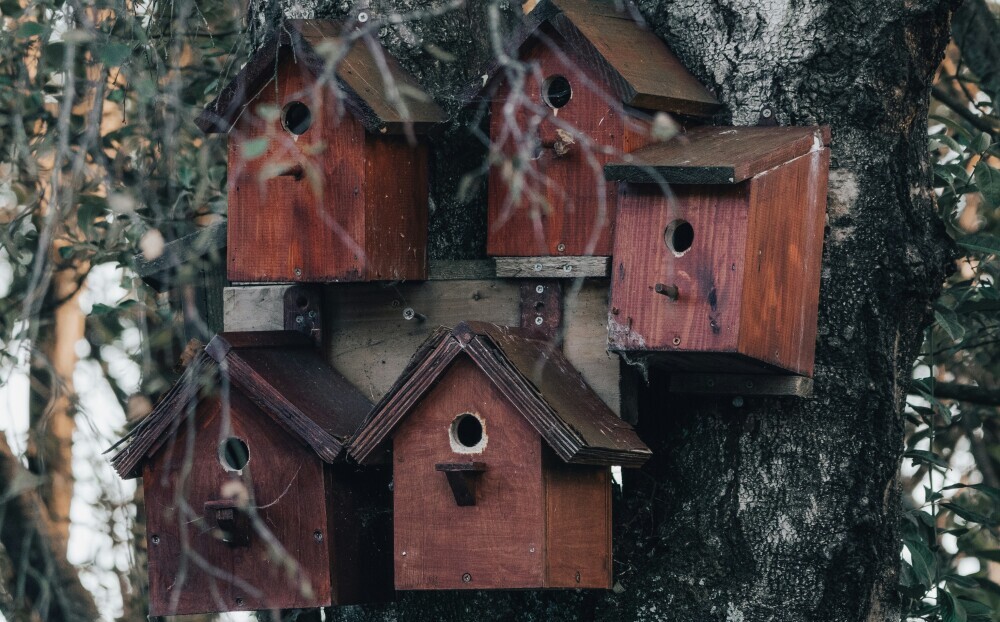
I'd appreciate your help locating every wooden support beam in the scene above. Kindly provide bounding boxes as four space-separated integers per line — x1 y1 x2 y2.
669 373 814 397
495 256 611 278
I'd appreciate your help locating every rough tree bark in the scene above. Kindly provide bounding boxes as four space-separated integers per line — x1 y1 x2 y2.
251 0 955 620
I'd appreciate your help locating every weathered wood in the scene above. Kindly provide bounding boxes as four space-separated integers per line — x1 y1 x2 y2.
495 256 610 278
604 125 831 184
519 280 562 339
283 285 322 343
427 259 497 280
224 285 290 331
133 223 227 292
668 373 814 397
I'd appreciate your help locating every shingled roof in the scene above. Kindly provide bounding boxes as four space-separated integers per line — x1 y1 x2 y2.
110 331 372 479
465 0 719 117
196 20 445 135
349 321 651 468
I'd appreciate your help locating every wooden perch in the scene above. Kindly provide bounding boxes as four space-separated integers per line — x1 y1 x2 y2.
0 435 100 622
435 462 487 506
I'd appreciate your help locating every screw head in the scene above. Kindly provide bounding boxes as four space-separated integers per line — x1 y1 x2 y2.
732 396 745 408
575 571 581 583
672 336 681 346
462 573 472 583
235 597 245 607
357 10 369 22
401 550 406 556
535 284 545 294
563 264 572 273
313 530 323 542
403 307 416 320
308 310 317 319
557 243 566 252
529 547 536 553
294 268 302 277
534 316 544 325
151 535 160 545
295 315 305 325
534 263 543 272
761 107 773 118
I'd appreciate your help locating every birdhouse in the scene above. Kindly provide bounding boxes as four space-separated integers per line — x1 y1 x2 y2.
110 332 391 616
477 0 720 258
349 321 651 590
604 125 831 377
197 20 444 283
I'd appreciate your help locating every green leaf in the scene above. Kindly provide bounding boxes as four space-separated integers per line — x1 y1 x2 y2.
970 132 992 154
904 536 937 587
941 591 968 622
16 21 44 38
903 449 948 468
934 306 966 341
241 137 269 159
942 502 998 526
974 160 1000 208
90 303 115 316
99 42 132 67
957 232 1000 255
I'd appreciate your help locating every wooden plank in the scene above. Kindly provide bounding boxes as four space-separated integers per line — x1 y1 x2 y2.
543 453 611 588
519 280 562 339
495 256 610 278
392 357 546 589
428 259 496 280
605 125 830 184
668 373 814 397
223 285 292 332
737 150 828 377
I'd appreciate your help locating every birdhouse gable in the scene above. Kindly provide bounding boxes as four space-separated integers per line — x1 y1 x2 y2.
348 321 651 468
110 331 372 479
196 20 444 136
464 0 719 116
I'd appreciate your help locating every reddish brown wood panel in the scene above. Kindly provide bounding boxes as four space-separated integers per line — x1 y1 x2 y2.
228 53 367 282
738 149 830 376
392 356 546 589
608 182 750 359
543 453 611 588
144 391 332 616
363 135 429 280
487 26 653 257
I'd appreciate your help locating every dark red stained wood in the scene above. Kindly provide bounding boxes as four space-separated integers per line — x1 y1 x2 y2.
227 53 367 283
738 149 830 376
487 26 655 257
543 451 611 588
144 391 333 616
519 281 563 340
393 357 547 589
363 134 429 281
604 125 832 184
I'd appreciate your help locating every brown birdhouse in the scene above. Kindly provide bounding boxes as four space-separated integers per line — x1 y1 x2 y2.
197 20 444 283
349 321 651 590
110 332 391 616
604 125 831 377
476 0 720 258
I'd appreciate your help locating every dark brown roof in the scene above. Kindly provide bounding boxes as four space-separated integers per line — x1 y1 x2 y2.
196 20 444 135
605 125 832 184
464 0 719 117
349 322 651 468
110 331 372 479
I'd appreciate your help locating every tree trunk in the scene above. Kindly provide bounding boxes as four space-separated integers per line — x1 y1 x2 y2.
256 0 956 620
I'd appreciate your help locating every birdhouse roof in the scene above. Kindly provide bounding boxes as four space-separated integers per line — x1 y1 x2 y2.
463 0 719 117
196 20 445 135
349 322 651 468
109 331 373 479
604 125 832 184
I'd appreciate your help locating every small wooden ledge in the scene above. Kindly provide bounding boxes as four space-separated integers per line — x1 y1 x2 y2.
204 500 251 547
435 462 487 507
495 257 610 279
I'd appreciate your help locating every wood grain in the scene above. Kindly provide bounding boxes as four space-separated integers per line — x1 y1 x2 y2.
392 357 547 590
604 125 831 184
495 256 610 278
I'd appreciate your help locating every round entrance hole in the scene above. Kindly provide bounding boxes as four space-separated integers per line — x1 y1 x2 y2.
282 101 312 135
541 75 572 109
450 413 486 452
219 437 250 471
664 220 694 255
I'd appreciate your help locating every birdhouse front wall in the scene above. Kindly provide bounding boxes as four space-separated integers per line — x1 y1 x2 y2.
392 356 546 589
227 53 429 282
609 149 829 376
487 26 652 257
143 390 333 616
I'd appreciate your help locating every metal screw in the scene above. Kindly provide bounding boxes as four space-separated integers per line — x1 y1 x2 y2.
235 597 245 607
295 315 305 325
534 263 543 272
706 379 715 388
391 299 401 308
401 551 406 556
462 573 472 583
294 268 302 277
529 547 536 553
654 283 679 300
403 307 415 320
151 535 160 545
313 530 323 542
745 380 755 389
357 11 369 22
563 264 572 273
761 107 773 118
535 284 545 294
672 337 681 346
575 572 581 583
308 310 317 319
534 316 544 325
557 243 566 252
732 396 744 408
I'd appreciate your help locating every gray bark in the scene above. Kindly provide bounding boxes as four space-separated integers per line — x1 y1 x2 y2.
259 0 956 620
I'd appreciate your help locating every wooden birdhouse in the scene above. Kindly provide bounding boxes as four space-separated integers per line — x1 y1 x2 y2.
349 321 651 590
110 332 391 616
604 125 831 377
197 20 444 283
477 0 720 258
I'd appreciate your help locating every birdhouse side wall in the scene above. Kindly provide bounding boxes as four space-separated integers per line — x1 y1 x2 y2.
543 452 612 588
392 355 546 590
362 133 429 280
486 27 652 257
608 182 751 367
143 390 332 616
738 148 830 376
228 52 367 282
